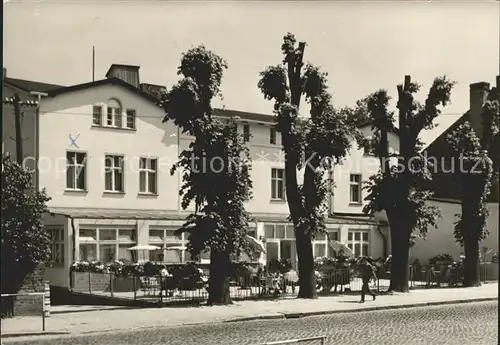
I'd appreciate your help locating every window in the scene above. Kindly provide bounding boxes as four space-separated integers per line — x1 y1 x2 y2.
271 168 286 200
264 224 275 238
104 155 124 192
106 99 122 128
79 229 97 261
270 127 277 145
263 224 294 240
349 174 362 203
243 123 250 142
79 228 136 263
48 228 64 265
139 158 157 194
148 228 188 263
93 105 102 125
314 243 326 257
347 230 369 257
126 109 136 129
107 107 122 127
66 151 86 190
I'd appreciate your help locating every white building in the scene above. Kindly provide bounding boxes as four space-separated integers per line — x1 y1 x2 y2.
3 64 398 289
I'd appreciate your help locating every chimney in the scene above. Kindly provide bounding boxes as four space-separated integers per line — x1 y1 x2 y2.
105 64 140 88
469 81 490 139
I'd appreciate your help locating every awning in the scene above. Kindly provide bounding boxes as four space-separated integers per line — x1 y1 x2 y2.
47 207 380 225
47 207 189 220
251 212 379 225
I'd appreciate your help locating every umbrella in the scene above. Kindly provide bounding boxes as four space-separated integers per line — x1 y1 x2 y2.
328 240 354 258
165 245 187 251
245 234 266 254
127 245 161 251
127 245 161 262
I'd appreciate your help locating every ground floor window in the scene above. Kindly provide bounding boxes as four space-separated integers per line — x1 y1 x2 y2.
263 223 338 264
148 228 192 263
79 228 136 263
47 227 65 265
347 230 369 257
264 223 295 264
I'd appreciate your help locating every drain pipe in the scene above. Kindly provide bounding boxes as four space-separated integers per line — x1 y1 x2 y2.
69 217 77 291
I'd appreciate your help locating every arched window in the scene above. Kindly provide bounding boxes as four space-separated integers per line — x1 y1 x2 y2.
106 98 122 127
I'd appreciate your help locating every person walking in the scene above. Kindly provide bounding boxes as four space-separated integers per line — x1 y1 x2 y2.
359 257 377 303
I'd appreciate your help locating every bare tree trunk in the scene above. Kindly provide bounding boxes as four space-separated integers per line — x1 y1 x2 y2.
295 226 318 299
207 250 232 305
387 208 411 293
463 237 481 287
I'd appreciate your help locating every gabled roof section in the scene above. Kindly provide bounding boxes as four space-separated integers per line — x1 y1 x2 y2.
213 108 274 123
4 77 64 93
46 77 159 104
422 111 469 154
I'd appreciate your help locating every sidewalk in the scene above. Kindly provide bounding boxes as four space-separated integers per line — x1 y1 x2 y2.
1 283 497 338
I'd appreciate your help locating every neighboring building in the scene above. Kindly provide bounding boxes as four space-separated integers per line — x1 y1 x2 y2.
423 77 500 202
3 64 396 289
411 76 500 262
2 67 63 188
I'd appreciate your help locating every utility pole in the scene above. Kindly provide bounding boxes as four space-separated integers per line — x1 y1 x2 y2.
3 94 38 164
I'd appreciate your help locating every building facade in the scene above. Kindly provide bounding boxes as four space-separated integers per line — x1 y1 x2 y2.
3 65 397 288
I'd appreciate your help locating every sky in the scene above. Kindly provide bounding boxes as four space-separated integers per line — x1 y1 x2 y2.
4 0 500 146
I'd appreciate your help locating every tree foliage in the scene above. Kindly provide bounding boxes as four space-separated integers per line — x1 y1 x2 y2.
258 33 357 298
446 123 494 244
160 46 253 304
363 76 455 292
445 84 499 286
1 155 51 293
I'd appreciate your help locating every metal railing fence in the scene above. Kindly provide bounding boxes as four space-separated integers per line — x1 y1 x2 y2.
1 292 47 331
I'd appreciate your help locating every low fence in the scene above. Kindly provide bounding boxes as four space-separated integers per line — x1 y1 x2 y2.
1 281 51 319
71 269 390 305
70 261 498 305
0 292 49 331
408 261 498 289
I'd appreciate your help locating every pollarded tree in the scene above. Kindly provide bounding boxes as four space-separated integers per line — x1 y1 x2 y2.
1 155 51 304
446 85 499 287
161 46 253 305
258 33 356 298
363 76 455 292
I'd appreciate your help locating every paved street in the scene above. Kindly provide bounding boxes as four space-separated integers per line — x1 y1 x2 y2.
4 301 498 345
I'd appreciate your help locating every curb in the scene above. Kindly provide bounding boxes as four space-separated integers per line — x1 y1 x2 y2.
225 297 498 323
1 331 70 339
51 306 136 315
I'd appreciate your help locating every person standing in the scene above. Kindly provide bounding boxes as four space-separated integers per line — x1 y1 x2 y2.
360 257 377 303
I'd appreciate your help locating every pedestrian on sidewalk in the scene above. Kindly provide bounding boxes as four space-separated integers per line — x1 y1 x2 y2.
359 257 377 303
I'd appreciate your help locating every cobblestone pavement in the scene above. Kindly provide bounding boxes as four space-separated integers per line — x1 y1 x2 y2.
4 301 498 345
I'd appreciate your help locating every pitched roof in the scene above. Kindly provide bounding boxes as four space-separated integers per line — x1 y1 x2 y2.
4 77 63 93
422 111 469 154
41 76 401 131
47 77 159 104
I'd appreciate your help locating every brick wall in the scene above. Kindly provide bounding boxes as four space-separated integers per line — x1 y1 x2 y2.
2 263 51 317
